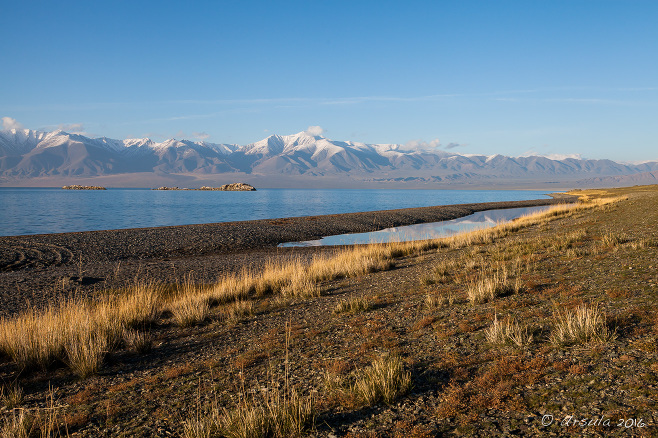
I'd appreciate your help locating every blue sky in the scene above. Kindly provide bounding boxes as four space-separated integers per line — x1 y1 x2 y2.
2 0 657 162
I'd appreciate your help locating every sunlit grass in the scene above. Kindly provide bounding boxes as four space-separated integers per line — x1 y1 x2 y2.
0 196 624 376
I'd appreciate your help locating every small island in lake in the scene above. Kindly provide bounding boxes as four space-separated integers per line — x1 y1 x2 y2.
62 185 107 190
153 183 256 191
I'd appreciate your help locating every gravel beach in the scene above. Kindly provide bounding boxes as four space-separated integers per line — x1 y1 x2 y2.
1 187 656 437
0 196 573 316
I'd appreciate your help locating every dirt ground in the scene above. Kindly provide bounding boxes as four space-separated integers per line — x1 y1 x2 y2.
1 186 656 437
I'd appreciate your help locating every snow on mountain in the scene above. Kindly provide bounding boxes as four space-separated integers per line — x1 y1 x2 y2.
0 129 48 155
1 127 657 184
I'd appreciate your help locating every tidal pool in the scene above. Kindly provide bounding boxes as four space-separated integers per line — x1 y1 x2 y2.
279 205 552 247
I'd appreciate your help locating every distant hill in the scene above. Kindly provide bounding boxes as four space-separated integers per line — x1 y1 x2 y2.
1 128 656 188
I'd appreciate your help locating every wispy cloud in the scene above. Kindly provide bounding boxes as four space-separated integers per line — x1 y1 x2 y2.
193 131 210 140
58 123 86 134
1 116 23 130
400 139 466 151
403 139 441 151
4 86 656 114
305 125 324 136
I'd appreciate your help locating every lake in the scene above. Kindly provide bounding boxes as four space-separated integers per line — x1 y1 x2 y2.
0 188 552 236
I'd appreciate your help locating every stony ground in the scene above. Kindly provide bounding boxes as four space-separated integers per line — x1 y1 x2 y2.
0 198 569 318
1 186 657 437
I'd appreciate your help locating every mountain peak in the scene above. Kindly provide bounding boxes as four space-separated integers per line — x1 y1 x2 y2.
2 127 657 185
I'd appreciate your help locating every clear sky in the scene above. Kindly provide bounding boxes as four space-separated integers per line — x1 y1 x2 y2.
2 0 657 162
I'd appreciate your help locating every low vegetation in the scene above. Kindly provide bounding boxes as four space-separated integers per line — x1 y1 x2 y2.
485 314 533 347
550 305 616 346
3 187 655 436
349 355 411 406
0 197 623 377
184 384 316 438
333 297 372 315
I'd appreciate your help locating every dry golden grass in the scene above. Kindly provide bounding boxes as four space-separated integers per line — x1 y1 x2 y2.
207 271 254 305
350 355 411 406
333 297 372 315
170 295 210 327
1 409 34 438
0 385 23 410
424 292 456 309
221 386 315 438
280 266 322 299
220 300 255 322
184 384 315 438
64 324 108 378
185 324 316 438
550 305 616 346
466 267 517 305
122 329 152 354
600 231 629 247
0 282 161 374
0 391 65 438
0 196 624 377
484 314 533 347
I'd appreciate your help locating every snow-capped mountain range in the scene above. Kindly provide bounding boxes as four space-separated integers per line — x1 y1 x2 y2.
1 128 657 187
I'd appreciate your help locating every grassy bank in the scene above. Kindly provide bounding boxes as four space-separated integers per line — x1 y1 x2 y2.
1 187 657 437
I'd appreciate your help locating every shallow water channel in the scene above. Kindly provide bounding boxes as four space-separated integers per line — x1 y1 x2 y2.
279 205 552 247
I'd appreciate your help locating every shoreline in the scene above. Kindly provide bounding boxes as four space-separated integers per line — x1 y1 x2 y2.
0 195 576 316
1 196 575 267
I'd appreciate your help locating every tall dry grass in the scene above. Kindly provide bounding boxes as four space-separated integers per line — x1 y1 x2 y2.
550 305 616 346
485 314 533 347
466 267 515 304
183 384 315 438
333 297 372 315
0 196 623 376
350 355 411 406
183 323 316 438
0 282 161 375
0 390 65 437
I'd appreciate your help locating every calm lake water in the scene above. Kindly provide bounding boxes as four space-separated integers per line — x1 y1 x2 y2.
0 188 552 237
280 206 551 247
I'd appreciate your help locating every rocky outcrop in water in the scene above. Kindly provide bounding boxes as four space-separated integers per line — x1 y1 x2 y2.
204 183 256 191
62 185 106 190
153 183 256 191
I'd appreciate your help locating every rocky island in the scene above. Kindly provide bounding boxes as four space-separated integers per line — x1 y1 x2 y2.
61 185 106 190
153 183 256 191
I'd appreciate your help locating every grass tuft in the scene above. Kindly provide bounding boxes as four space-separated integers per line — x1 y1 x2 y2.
123 329 152 354
484 314 533 347
221 300 255 322
170 295 210 327
333 297 372 315
467 267 515 305
550 305 616 346
424 292 456 309
350 355 411 406
0 385 24 410
65 324 108 378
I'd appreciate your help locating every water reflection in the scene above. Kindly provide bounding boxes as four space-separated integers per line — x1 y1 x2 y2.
279 206 552 247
